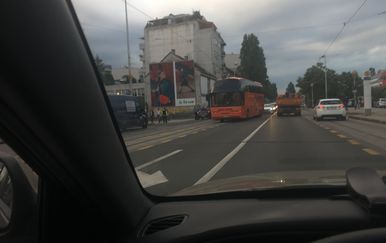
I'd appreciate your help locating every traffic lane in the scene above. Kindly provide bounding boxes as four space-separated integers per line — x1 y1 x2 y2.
124 120 219 153
127 120 219 165
121 118 205 142
212 114 386 181
130 114 272 195
313 118 386 156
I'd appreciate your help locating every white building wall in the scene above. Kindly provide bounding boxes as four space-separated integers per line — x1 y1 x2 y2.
194 27 212 77
142 15 225 108
146 23 194 63
194 27 224 79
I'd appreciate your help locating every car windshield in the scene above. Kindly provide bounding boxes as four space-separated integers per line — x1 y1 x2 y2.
72 0 386 196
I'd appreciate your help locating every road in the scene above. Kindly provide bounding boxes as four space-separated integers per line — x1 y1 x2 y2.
1 109 386 196
126 110 386 196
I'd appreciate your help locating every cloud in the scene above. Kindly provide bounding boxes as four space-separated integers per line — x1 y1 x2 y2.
72 0 386 93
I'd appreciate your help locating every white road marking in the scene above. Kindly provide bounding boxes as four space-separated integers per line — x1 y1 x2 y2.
136 170 168 188
362 148 380 156
347 139 360 145
136 145 154 151
194 115 273 185
136 149 183 170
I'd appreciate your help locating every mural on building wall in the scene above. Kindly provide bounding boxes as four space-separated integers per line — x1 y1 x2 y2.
150 63 175 106
150 61 197 107
174 60 196 106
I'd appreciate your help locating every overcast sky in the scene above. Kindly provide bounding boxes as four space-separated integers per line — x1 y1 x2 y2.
72 0 386 92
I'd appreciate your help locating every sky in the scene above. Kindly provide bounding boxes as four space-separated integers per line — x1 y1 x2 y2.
72 0 386 93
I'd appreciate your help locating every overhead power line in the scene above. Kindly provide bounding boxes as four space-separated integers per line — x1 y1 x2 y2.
122 0 154 19
321 0 368 56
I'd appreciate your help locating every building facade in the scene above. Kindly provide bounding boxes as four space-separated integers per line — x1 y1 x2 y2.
224 53 240 76
104 67 145 96
140 11 225 109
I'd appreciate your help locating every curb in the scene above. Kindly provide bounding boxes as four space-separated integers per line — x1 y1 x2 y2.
348 115 386 125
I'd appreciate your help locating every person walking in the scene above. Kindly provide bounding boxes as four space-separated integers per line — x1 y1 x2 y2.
150 109 155 124
162 107 168 124
156 108 161 124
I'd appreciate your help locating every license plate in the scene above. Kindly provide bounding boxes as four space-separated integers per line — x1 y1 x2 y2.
327 107 336 110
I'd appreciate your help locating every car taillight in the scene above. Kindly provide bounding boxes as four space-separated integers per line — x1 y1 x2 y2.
339 104 344 109
318 105 324 109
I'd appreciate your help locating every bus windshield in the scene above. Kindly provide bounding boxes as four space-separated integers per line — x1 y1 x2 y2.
212 92 243 107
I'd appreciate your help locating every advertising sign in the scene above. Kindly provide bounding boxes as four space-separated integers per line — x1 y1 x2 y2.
149 63 175 106
174 60 196 106
150 60 197 107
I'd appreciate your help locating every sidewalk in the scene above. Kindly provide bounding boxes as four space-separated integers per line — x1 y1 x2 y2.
148 118 194 126
347 107 386 125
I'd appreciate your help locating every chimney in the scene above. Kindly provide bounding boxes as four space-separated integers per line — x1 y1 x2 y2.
184 55 189 60
171 49 175 54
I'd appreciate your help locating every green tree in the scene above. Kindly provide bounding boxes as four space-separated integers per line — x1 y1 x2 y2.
296 63 364 107
286 82 296 94
121 75 137 84
237 33 276 99
95 55 115 85
238 34 267 83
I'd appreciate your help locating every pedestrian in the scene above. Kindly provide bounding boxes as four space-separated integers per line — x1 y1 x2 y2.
162 107 168 124
150 109 155 124
156 108 161 124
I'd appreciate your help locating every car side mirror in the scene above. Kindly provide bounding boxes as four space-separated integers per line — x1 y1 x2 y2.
0 152 37 241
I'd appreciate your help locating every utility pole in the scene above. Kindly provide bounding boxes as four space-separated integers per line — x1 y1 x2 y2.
352 70 357 109
234 62 238 77
320 55 328 98
124 0 132 94
311 83 314 107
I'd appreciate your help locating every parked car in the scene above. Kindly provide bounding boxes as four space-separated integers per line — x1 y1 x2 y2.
376 98 386 108
108 95 148 130
313 98 348 121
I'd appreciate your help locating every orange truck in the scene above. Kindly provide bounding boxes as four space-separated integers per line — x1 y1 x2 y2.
276 93 302 116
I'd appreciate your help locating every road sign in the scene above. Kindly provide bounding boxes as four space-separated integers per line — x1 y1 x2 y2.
352 90 357 94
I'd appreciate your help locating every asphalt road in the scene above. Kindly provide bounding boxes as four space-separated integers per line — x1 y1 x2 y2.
1 109 385 196
126 110 386 196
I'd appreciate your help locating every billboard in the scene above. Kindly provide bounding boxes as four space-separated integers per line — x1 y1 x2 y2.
150 61 196 107
150 63 175 106
174 61 196 106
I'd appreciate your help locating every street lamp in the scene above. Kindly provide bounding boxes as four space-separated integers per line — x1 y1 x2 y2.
319 55 327 98
124 0 133 94
234 62 238 77
310 83 314 107
352 70 358 109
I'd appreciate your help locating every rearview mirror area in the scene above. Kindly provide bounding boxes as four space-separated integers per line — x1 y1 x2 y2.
0 162 13 229
0 151 37 241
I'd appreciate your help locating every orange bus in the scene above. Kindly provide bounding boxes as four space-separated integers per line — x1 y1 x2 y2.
210 77 264 121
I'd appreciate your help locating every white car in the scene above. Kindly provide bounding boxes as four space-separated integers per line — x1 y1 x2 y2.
264 103 277 113
377 98 386 108
313 98 347 121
